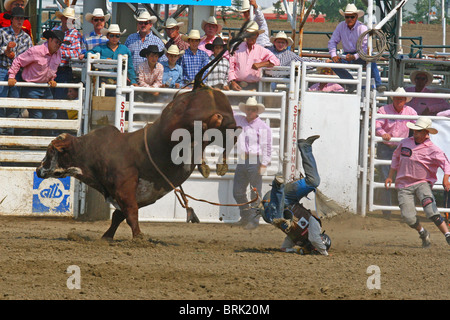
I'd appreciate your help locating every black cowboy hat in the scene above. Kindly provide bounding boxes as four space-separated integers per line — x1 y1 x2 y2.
205 37 226 51
43 30 70 45
4 7 29 20
139 45 164 58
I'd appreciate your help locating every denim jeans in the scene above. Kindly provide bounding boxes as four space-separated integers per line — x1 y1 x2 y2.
331 55 382 87
21 86 56 136
262 141 320 223
0 67 21 135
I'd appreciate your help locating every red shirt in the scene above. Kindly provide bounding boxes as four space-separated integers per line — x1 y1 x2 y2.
0 11 33 41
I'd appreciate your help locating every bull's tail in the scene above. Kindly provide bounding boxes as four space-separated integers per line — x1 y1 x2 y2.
192 20 251 90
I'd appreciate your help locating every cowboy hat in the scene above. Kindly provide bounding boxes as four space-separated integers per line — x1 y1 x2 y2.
4 0 28 11
238 97 265 115
238 0 251 12
406 116 438 134
162 17 183 29
4 6 29 20
100 24 126 36
410 69 433 87
134 11 157 24
316 66 335 75
339 4 364 18
393 87 412 103
165 44 184 56
270 31 293 47
245 21 264 35
181 29 201 42
85 8 111 23
140 45 164 58
205 37 226 51
55 7 79 20
43 30 70 45
201 16 223 34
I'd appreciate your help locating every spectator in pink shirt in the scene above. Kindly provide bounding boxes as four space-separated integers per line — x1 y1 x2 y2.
308 67 345 92
137 45 164 92
228 21 279 93
385 116 450 247
405 69 450 115
375 87 416 218
198 16 223 56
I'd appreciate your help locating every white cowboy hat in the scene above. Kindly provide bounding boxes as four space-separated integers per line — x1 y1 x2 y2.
245 21 264 35
4 0 28 11
238 0 251 12
165 44 185 56
101 24 126 36
201 16 223 34
181 29 201 42
134 11 157 24
162 17 184 29
85 8 111 23
410 69 433 87
55 7 79 20
406 116 438 134
238 97 265 115
339 4 364 18
393 87 412 102
270 31 293 47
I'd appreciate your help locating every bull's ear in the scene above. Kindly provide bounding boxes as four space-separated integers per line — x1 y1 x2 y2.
51 134 72 153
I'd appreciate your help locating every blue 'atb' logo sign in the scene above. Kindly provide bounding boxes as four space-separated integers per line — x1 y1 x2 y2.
32 172 71 214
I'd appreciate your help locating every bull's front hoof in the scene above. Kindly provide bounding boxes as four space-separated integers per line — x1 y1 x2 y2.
186 207 200 223
198 163 210 178
216 163 228 176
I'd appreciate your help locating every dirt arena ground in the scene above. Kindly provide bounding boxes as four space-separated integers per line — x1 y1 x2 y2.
0 210 449 301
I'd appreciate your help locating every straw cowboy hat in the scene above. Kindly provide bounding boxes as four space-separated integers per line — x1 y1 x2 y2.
339 4 364 18
205 37 226 51
245 21 264 35
85 8 111 23
134 11 157 24
270 31 293 47
238 0 251 12
393 87 412 102
4 0 28 11
201 16 223 34
55 7 79 20
140 45 164 58
406 116 438 134
165 44 184 56
410 69 433 87
181 29 201 42
101 24 126 36
162 17 183 29
239 97 265 115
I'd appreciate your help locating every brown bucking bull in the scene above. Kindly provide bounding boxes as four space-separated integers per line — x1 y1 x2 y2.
36 22 251 240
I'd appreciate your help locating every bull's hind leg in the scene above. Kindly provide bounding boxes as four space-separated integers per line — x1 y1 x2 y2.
102 209 125 240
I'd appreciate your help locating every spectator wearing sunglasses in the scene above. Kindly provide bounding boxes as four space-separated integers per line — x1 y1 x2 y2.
81 8 110 57
328 4 385 92
124 11 166 76
0 0 33 42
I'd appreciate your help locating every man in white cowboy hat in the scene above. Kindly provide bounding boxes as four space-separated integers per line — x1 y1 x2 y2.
228 21 279 92
125 10 166 75
386 116 450 247
375 87 417 219
405 69 450 115
328 3 385 92
0 0 32 40
81 8 111 53
179 30 209 87
239 0 271 48
52 6 83 102
233 97 272 230
161 45 184 88
198 16 224 56
162 17 189 52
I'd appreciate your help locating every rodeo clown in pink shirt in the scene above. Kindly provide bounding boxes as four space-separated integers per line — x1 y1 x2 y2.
385 116 450 248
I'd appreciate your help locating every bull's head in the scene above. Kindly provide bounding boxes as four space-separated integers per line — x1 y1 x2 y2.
36 133 82 179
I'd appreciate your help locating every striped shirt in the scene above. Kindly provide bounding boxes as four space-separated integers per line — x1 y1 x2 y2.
52 26 83 66
267 46 322 67
124 32 167 75
179 48 209 86
253 6 271 48
164 34 189 51
82 31 108 53
328 20 368 61
137 61 163 88
0 26 32 68
205 55 229 87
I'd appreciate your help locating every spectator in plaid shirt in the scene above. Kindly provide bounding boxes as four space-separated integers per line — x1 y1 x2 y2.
0 7 32 135
52 7 83 105
125 11 166 76
162 18 189 53
0 0 33 42
179 30 209 87
81 8 110 56
205 37 229 90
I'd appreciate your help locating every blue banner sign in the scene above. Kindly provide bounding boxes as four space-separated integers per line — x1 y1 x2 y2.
109 0 231 7
32 172 71 214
